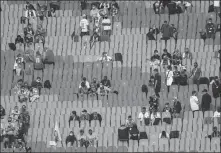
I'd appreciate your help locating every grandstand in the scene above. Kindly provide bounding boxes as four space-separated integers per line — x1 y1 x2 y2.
0 0 220 152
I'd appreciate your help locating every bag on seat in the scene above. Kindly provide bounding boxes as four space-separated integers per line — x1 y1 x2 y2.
115 53 123 63
170 131 179 139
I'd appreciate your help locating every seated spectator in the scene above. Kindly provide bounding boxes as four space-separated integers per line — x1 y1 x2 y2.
207 127 220 139
23 49 35 64
162 103 172 124
47 7 56 17
0 105 6 119
18 108 30 135
169 24 178 39
129 124 139 140
148 76 155 89
159 131 170 139
153 1 162 14
163 103 173 114
13 54 25 76
182 48 192 60
190 91 199 112
15 35 24 45
14 138 26 150
101 15 112 35
24 24 34 37
138 107 150 125
29 87 39 103
99 1 110 16
87 129 97 147
4 117 16 148
77 129 88 147
172 49 182 65
23 82 30 90
125 116 136 128
199 30 207 41
66 131 77 147
98 52 113 62
90 4 100 19
34 25 46 44
172 97 182 117
20 105 29 115
150 50 161 73
80 14 89 37
213 107 221 117
34 51 44 70
80 110 90 121
118 124 129 141
89 78 99 96
161 21 171 40
12 79 24 94
149 95 159 113
69 111 80 127
25 6 36 20
161 49 171 71
150 110 161 125
18 86 30 103
79 77 90 89
31 77 43 94
210 76 221 98
179 67 188 85
11 106 20 122
97 82 112 96
42 47 55 65
90 26 100 42
25 1 36 11
110 2 119 17
173 66 181 85
79 82 89 96
205 18 216 39
14 122 26 148
24 34 34 47
147 25 160 41
101 76 111 88
89 112 102 126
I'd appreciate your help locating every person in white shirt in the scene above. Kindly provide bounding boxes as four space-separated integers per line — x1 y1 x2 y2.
165 65 173 93
214 1 220 14
190 91 199 112
102 15 112 35
213 107 221 117
79 77 90 89
150 110 161 125
79 14 90 37
87 129 97 147
138 107 150 123
98 52 113 62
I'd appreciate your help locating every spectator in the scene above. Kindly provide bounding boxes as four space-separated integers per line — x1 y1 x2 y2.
66 131 77 147
210 76 221 98
161 49 172 69
25 33 34 47
165 65 173 93
159 131 169 139
79 82 89 96
23 49 35 64
48 7 56 17
69 111 80 127
153 69 161 97
98 52 113 62
25 1 36 11
205 18 216 39
0 105 6 119
90 26 100 43
102 15 112 35
90 4 100 19
29 87 40 103
15 35 24 46
31 77 43 94
34 25 46 44
207 127 220 139
179 66 188 86
79 77 90 89
138 107 150 125
18 86 30 103
42 47 55 65
150 50 161 73
15 122 26 149
149 94 159 113
213 0 220 14
4 117 16 148
80 110 90 121
97 82 112 96
161 21 171 40
18 108 30 135
12 79 24 94
23 82 30 90
80 14 90 37
147 25 160 40
129 124 139 140
118 124 129 141
172 97 182 117
11 106 20 122
163 103 173 114
77 129 88 147
24 24 34 37
99 1 110 16
101 76 111 88
89 78 99 96
182 48 192 60
34 51 44 70
148 76 155 90
201 89 212 111
213 107 221 117
110 2 119 17
172 49 182 65
25 6 37 24
173 66 181 85
89 112 102 126
125 116 136 128
87 129 97 147
153 1 162 14
183 0 192 12
150 110 161 125
169 24 178 39
13 54 25 75
189 62 201 91
190 91 199 113
199 30 207 41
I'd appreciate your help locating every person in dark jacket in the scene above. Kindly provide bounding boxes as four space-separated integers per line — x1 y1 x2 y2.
169 24 178 40
172 97 182 118
210 76 221 98
201 89 212 111
89 112 102 126
0 105 6 119
31 77 43 94
205 18 216 39
147 25 160 40
66 131 77 146
34 51 44 70
43 47 55 65
68 111 80 127
161 21 171 40
153 69 161 97
15 35 24 45
101 76 111 88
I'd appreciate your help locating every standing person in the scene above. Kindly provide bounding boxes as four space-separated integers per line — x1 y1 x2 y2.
189 62 202 91
79 14 90 37
172 97 182 118
205 18 216 39
150 50 161 74
161 21 171 41
161 49 171 71
201 89 212 112
165 65 173 93
190 91 199 113
210 76 221 98
153 69 161 97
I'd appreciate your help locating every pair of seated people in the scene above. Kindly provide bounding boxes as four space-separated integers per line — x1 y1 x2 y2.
118 124 140 141
69 110 102 127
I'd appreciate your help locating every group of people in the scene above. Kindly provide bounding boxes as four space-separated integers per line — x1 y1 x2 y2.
0 105 30 151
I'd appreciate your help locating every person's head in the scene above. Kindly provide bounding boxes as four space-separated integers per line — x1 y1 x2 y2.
8 117 12 123
103 76 108 80
150 76 154 81
26 1 30 5
16 58 21 64
72 111 76 116
163 49 168 53
92 4 96 10
99 82 104 88
213 126 217 132
102 52 108 57
82 109 87 115
164 21 168 24
153 68 159 74
22 105 27 112
14 106 18 111
69 131 74 136
192 91 197 96
21 86 25 92
214 76 219 81
88 129 93 135
154 50 158 55
149 28 153 32
36 77 41 82
152 24 156 28
17 35 22 39
18 79 23 85
167 65 172 70
141 107 146 113
202 89 207 94
82 14 86 19
208 18 212 23
82 77 86 82
194 62 198 68
93 112 98 118
80 129 84 135
173 97 178 102
174 66 178 70
28 24 32 28
185 48 189 53
93 78 97 83
24 82 29 88
128 115 132 122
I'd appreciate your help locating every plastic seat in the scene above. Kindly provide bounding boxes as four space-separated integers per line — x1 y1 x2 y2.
106 146 117 152
211 138 220 152
87 146 96 152
117 146 128 152
97 146 107 152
